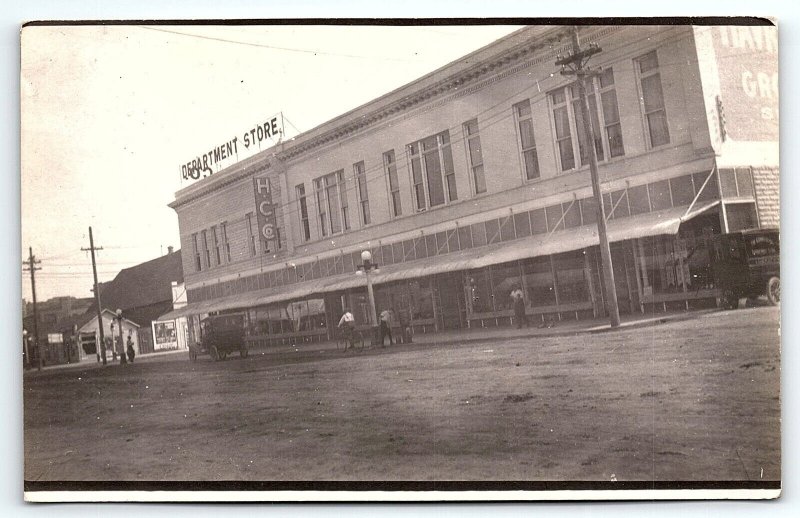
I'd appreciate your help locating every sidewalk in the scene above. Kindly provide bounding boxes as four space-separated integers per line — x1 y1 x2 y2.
249 307 720 357
24 308 720 372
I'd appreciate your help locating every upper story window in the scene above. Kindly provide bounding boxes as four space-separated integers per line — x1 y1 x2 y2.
384 150 402 218
464 119 486 194
295 183 311 242
211 225 221 266
513 100 540 180
192 233 201 271
407 130 456 211
220 222 231 263
313 170 349 237
245 213 257 257
354 161 370 225
549 68 624 171
201 229 211 269
635 50 670 148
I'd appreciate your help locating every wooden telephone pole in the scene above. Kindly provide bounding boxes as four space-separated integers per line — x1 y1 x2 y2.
556 26 621 327
83 226 107 365
23 247 42 370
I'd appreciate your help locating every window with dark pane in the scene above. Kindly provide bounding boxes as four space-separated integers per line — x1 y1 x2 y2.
562 200 581 228
499 216 516 241
471 222 488 247
580 198 598 225
446 229 460 252
648 180 672 211
735 167 755 198
530 208 547 234
425 234 437 257
670 175 695 206
485 219 501 244
414 237 428 259
628 184 651 215
545 204 564 232
458 226 473 250
513 212 532 238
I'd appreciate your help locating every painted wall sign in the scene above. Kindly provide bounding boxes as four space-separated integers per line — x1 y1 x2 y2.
713 26 778 142
254 176 279 252
180 113 284 182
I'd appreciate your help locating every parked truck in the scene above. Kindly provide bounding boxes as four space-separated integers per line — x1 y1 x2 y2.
189 313 248 361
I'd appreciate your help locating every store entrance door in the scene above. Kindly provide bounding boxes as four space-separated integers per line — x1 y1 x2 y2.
436 273 466 330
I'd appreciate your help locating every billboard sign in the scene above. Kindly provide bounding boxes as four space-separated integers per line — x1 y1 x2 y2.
180 113 284 182
152 320 178 351
712 26 778 142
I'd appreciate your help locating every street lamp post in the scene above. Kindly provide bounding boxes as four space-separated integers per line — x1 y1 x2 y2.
356 250 380 344
116 309 127 365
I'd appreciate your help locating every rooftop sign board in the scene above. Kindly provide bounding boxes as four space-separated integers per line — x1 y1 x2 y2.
180 112 284 182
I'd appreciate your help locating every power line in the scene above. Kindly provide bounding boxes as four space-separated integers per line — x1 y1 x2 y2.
137 26 417 63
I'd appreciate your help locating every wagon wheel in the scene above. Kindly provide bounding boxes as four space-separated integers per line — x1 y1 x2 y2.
209 346 219 361
189 349 197 362
240 347 248 359
766 277 780 306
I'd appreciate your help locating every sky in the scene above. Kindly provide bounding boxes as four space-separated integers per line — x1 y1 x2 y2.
20 23 523 302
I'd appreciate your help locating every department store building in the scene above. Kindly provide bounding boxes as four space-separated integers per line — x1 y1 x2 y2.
161 24 779 347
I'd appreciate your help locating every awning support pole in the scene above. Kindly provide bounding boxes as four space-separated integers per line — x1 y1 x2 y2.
604 183 629 222
684 165 717 219
547 196 576 238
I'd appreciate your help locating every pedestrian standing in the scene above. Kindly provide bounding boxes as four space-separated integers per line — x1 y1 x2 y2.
126 335 135 363
337 308 355 350
379 308 394 346
510 286 528 329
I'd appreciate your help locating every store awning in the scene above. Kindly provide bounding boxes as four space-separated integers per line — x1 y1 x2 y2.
468 200 719 269
159 200 720 319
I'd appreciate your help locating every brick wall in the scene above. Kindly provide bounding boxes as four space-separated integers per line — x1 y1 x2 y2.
753 167 780 228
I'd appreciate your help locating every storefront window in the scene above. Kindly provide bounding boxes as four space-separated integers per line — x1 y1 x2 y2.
408 280 435 320
491 262 523 311
553 250 589 303
522 256 556 307
466 268 493 313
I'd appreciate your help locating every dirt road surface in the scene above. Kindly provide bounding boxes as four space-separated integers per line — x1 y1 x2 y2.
24 307 780 482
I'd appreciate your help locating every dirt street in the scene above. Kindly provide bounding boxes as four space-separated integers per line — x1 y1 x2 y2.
24 307 780 482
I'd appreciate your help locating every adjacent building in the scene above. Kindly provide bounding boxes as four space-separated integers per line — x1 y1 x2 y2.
161 24 779 349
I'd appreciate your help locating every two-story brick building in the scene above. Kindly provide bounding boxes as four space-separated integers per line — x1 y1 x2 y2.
161 24 779 348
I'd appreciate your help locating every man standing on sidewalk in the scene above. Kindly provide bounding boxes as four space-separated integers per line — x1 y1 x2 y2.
379 308 394 346
511 286 528 329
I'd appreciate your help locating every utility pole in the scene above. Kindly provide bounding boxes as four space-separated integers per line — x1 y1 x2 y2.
23 247 42 371
556 26 621 327
83 227 107 365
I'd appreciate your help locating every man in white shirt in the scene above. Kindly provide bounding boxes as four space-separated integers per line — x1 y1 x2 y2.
379 308 394 346
338 308 355 350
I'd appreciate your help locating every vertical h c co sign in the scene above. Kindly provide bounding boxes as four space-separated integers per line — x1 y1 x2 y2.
254 176 278 252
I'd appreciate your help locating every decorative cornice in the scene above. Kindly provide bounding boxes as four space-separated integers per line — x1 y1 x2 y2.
276 26 622 163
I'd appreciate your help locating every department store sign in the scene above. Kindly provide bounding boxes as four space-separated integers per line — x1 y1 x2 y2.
254 176 278 252
180 113 284 182
713 26 778 141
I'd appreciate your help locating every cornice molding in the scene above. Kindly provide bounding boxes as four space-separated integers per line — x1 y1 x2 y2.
276 26 622 164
